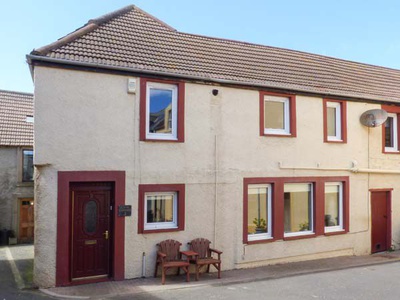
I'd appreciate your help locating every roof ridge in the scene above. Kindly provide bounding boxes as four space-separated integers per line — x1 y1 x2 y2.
88 4 135 26
132 6 176 31
31 5 136 56
0 89 33 97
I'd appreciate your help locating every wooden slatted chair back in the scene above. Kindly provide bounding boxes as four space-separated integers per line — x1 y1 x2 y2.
158 239 182 262
189 238 211 259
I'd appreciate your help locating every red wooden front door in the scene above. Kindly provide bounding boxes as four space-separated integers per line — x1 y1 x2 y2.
371 191 391 253
71 183 113 280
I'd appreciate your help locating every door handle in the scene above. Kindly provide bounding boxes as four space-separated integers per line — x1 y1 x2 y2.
104 230 109 240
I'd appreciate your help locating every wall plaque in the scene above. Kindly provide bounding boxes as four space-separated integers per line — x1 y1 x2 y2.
118 205 132 217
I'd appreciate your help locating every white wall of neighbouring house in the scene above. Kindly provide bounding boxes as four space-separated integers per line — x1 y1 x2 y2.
33 66 400 288
0 147 34 238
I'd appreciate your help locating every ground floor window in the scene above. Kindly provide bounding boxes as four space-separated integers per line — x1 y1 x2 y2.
247 184 272 241
243 177 349 244
324 182 343 233
284 183 313 237
138 184 185 233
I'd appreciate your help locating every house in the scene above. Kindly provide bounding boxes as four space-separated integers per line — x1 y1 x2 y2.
27 5 400 288
0 90 34 244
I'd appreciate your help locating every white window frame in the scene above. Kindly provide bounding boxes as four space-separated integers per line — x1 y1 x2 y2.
248 184 272 241
385 113 399 152
264 95 290 135
324 182 344 233
144 192 178 230
145 82 178 141
283 183 314 238
326 101 342 141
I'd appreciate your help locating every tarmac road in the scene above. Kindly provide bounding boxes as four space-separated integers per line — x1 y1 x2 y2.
0 246 53 300
111 261 400 300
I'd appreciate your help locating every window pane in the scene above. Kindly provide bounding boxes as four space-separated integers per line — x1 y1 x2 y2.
248 185 269 236
325 184 340 227
385 117 394 147
84 200 97 234
149 88 173 134
284 183 312 234
22 150 34 182
264 101 284 129
327 107 336 137
146 194 174 223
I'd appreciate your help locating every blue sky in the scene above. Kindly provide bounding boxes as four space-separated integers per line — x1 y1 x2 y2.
1 0 400 93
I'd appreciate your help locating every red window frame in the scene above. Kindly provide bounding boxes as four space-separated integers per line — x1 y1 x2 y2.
259 91 297 137
138 184 185 234
243 176 349 244
382 104 400 154
140 78 185 142
323 99 347 143
323 99 347 144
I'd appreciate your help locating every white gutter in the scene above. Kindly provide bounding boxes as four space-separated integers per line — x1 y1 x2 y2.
278 161 400 175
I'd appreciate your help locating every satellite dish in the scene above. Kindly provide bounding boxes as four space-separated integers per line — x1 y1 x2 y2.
360 109 388 127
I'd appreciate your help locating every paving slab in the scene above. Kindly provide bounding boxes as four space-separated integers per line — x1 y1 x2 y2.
41 250 400 299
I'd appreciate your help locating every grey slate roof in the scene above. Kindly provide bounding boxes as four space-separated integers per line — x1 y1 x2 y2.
30 5 400 103
0 90 34 147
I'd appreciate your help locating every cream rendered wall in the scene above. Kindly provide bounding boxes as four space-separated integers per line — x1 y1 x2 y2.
34 66 400 287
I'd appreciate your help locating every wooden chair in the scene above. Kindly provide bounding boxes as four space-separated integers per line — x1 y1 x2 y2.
154 239 191 285
188 238 222 281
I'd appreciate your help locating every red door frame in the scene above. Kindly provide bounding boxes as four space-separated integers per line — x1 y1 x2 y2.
56 171 125 286
370 189 392 253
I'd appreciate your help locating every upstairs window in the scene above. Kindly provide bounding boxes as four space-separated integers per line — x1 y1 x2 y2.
260 92 296 137
22 149 34 182
323 99 347 143
384 113 399 152
140 79 185 142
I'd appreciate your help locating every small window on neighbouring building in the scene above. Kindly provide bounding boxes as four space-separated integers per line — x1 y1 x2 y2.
26 115 34 123
22 149 34 182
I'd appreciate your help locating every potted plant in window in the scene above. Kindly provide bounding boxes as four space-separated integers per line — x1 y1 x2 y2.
253 218 267 233
299 221 310 231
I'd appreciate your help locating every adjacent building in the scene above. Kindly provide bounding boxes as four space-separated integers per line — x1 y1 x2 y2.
0 90 34 243
27 5 400 287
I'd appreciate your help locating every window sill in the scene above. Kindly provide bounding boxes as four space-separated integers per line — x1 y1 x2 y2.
324 229 347 236
283 233 316 241
245 237 276 245
262 133 295 138
326 139 345 144
141 227 182 234
17 182 34 187
383 149 400 154
141 138 182 143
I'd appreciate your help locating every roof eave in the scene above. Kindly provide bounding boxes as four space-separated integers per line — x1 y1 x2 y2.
26 54 399 105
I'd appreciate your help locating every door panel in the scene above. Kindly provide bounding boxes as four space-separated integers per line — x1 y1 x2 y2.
71 183 112 280
19 198 34 243
371 191 390 253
